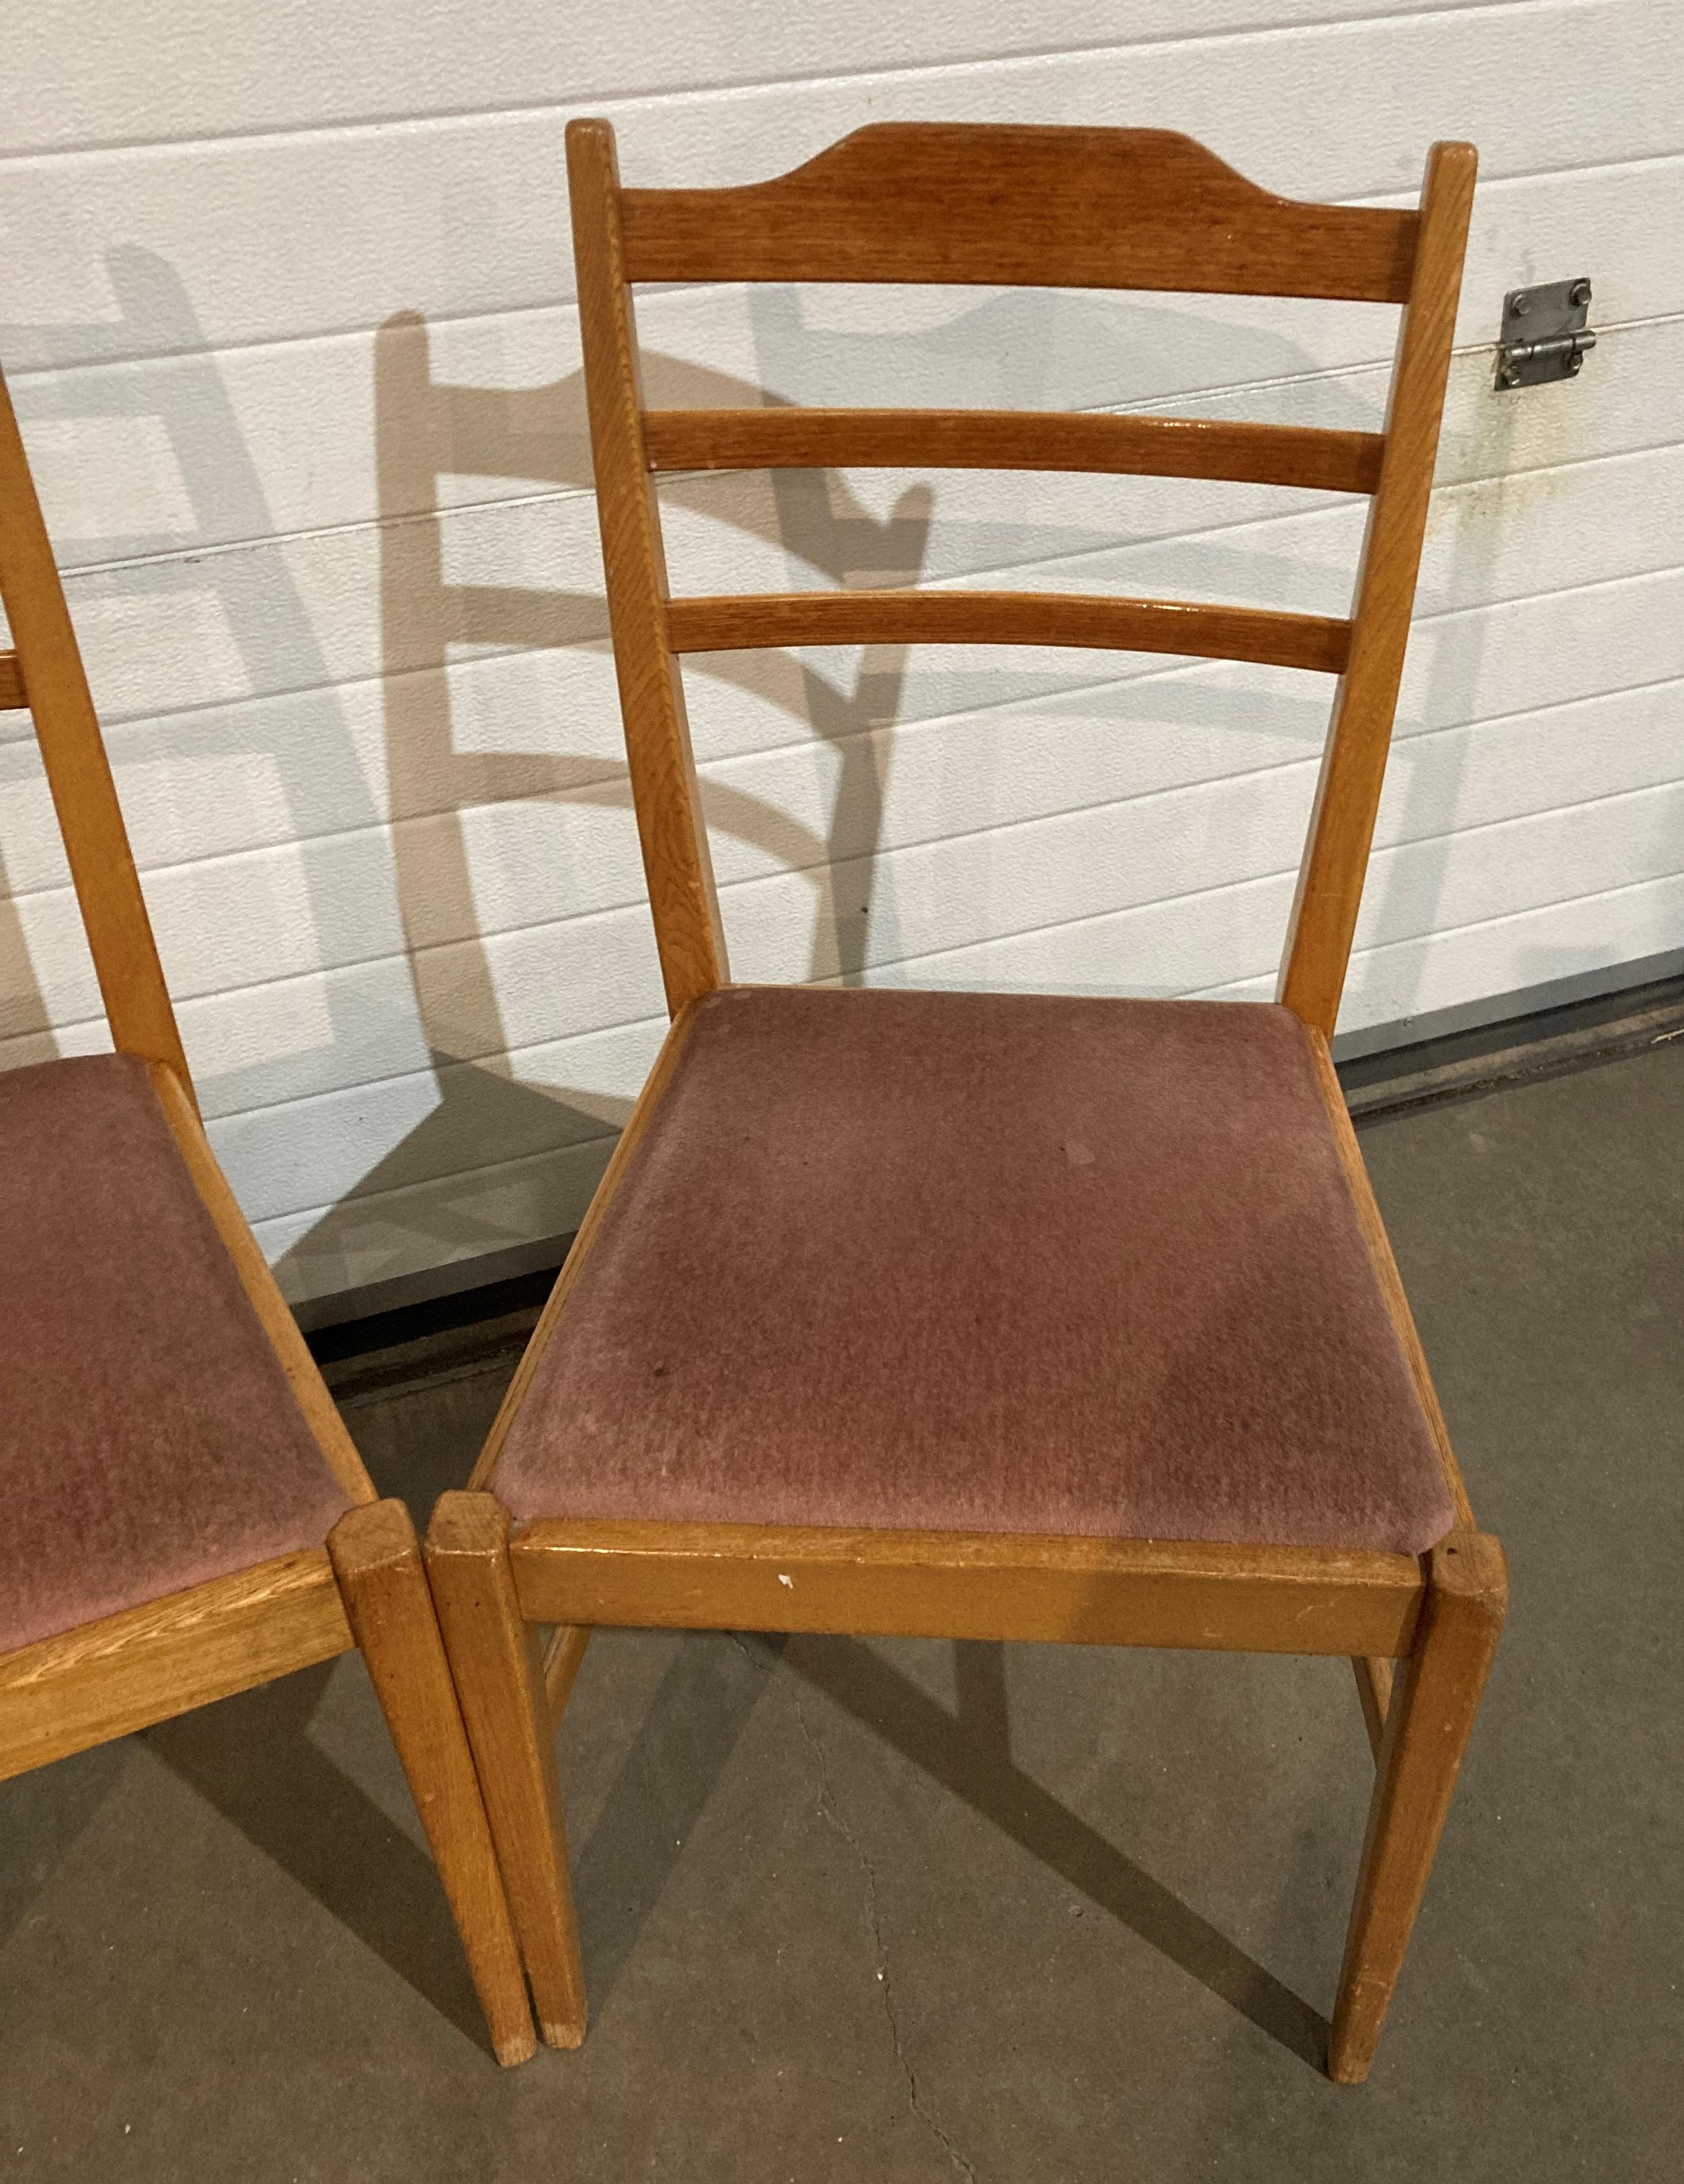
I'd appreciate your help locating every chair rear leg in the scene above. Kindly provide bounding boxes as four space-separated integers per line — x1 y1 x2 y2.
1329 1532 1507 2082
424 1490 588 2050
327 1498 536 2066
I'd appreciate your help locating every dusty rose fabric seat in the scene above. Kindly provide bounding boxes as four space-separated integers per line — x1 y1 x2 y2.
0 1054 353 1656
493 987 1454 1556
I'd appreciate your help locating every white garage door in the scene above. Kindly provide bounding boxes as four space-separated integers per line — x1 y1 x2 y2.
2 0 1679 1315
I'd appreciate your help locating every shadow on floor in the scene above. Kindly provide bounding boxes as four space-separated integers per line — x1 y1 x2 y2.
144 1665 499 2057
778 1633 1328 2070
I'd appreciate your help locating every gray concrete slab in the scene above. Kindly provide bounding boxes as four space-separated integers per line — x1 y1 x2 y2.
3 1043 1680 2181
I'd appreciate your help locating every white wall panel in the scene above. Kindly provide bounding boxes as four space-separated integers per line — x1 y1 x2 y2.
3 1 1515 155
856 783 1684 1002
2 0 1679 1306
3 5 1679 366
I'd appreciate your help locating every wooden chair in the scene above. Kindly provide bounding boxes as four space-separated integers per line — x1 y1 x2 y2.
424 121 1507 2080
0 362 536 2065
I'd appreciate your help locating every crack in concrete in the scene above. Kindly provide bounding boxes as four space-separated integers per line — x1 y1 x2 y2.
768 1646 980 2184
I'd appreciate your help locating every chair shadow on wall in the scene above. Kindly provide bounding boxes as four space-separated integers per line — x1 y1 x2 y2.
310 306 937 1317
0 252 625 1322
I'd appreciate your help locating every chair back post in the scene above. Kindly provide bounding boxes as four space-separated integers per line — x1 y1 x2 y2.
567 118 729 1018
0 363 195 1100
1277 142 1477 1038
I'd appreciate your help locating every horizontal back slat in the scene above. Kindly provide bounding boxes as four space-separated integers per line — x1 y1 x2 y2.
0 649 24 709
665 590 1352 675
644 407 1384 493
621 125 1418 303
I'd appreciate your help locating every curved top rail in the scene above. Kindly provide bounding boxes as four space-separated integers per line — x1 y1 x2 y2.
620 124 1418 303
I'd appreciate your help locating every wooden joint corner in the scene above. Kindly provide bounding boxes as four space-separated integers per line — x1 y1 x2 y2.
1427 1531 1508 1621
426 1489 514 1562
327 1497 421 1583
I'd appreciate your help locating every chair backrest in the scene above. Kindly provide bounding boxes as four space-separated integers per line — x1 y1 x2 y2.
568 120 1476 1039
0 363 192 1097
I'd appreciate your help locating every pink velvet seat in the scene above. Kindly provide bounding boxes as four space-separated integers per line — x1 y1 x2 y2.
0 1054 353 1656
492 986 1454 1556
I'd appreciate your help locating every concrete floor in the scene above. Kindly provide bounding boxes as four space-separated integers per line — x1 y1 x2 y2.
3 1042 1680 2180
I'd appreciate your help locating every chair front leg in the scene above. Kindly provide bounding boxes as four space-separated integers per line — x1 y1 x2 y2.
1330 1530 1507 2081
424 1490 588 2050
327 1498 536 2065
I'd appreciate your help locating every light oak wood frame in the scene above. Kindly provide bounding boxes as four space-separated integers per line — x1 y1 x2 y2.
0 363 536 2065
427 122 1506 2081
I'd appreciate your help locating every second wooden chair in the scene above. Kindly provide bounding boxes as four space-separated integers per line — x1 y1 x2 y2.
424 119 1507 2079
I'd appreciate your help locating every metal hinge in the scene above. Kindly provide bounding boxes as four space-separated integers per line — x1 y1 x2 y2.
1495 277 1596 390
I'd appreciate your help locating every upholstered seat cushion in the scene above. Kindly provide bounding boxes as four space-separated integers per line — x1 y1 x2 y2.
492 987 1454 1556
0 1054 352 1656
